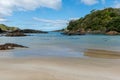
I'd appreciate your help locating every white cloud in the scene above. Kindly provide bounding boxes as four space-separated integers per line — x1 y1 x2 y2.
80 0 106 5
32 17 69 31
33 17 68 24
113 0 120 8
81 0 98 5
0 0 61 17
33 17 81 31
0 18 8 22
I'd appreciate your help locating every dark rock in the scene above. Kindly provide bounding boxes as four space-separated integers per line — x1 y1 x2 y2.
0 43 28 50
62 31 85 36
0 29 3 33
19 29 48 33
5 32 27 37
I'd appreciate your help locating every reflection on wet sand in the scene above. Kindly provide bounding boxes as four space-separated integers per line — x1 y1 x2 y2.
84 49 120 59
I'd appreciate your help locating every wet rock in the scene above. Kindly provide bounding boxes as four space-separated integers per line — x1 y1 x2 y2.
0 43 28 50
19 29 48 33
5 32 27 37
62 31 85 36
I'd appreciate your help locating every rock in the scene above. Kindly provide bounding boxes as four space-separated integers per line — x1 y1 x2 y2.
86 30 105 34
19 29 48 33
0 28 5 33
62 31 85 36
0 43 28 50
106 31 119 35
5 32 27 37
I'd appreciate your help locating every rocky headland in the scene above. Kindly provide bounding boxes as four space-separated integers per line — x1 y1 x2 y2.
63 8 120 36
0 24 48 37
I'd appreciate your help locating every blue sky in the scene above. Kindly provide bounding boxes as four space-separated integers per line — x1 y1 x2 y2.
0 0 120 31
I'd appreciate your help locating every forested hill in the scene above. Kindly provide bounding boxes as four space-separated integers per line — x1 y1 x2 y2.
66 8 120 35
0 24 19 32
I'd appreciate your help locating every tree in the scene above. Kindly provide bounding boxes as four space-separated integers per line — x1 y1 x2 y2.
106 17 120 32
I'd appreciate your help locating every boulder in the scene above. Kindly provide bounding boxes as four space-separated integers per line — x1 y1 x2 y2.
20 29 48 33
0 43 28 50
62 31 85 36
0 28 5 33
5 32 27 37
106 31 119 35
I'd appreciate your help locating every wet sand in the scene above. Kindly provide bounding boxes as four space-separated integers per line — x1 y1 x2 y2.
85 49 120 59
0 57 120 80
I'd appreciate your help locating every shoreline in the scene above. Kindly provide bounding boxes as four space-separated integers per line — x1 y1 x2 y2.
0 48 120 59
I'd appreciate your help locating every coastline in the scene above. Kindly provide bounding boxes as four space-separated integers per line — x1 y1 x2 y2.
0 32 120 80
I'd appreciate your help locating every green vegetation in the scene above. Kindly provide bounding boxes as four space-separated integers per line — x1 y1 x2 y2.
67 8 120 33
0 24 8 31
0 24 19 31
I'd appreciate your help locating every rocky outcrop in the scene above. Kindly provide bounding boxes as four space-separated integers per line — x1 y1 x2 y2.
62 29 86 36
66 8 120 36
5 32 27 37
0 28 4 33
0 43 28 50
62 29 120 36
0 24 48 34
19 29 48 33
106 31 119 35
62 31 85 36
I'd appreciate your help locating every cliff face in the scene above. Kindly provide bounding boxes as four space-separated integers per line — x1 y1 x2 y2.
66 8 120 35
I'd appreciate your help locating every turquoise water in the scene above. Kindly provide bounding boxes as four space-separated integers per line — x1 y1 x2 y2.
0 32 120 58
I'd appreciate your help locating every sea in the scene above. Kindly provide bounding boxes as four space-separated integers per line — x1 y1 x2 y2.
0 32 120 58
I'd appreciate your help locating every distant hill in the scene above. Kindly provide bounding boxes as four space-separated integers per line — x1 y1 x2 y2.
52 29 65 32
0 24 48 34
65 8 120 35
0 24 19 32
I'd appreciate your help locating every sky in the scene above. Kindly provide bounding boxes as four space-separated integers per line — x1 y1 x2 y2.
0 0 120 31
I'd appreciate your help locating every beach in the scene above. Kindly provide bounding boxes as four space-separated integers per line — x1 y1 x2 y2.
0 57 119 80
0 2 120 80
0 33 120 80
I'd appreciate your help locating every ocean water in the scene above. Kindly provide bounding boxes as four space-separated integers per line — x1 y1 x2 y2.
0 32 120 58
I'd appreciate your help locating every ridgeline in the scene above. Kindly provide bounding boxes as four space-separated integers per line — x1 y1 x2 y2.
0 24 48 37
65 8 120 35
0 24 19 32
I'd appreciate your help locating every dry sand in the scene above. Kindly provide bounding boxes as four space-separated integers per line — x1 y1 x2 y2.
0 57 119 80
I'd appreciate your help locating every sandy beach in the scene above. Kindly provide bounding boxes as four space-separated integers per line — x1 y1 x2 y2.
0 56 120 80
0 1 120 80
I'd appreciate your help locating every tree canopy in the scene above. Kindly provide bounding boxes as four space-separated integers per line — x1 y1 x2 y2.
67 8 120 32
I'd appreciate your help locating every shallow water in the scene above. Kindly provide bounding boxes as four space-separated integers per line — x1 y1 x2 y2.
0 32 120 58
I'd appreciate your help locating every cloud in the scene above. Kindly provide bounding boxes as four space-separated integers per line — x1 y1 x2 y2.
0 0 61 17
33 17 68 24
81 0 98 5
32 17 70 31
80 0 106 5
113 0 120 8
33 17 81 31
0 18 8 22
